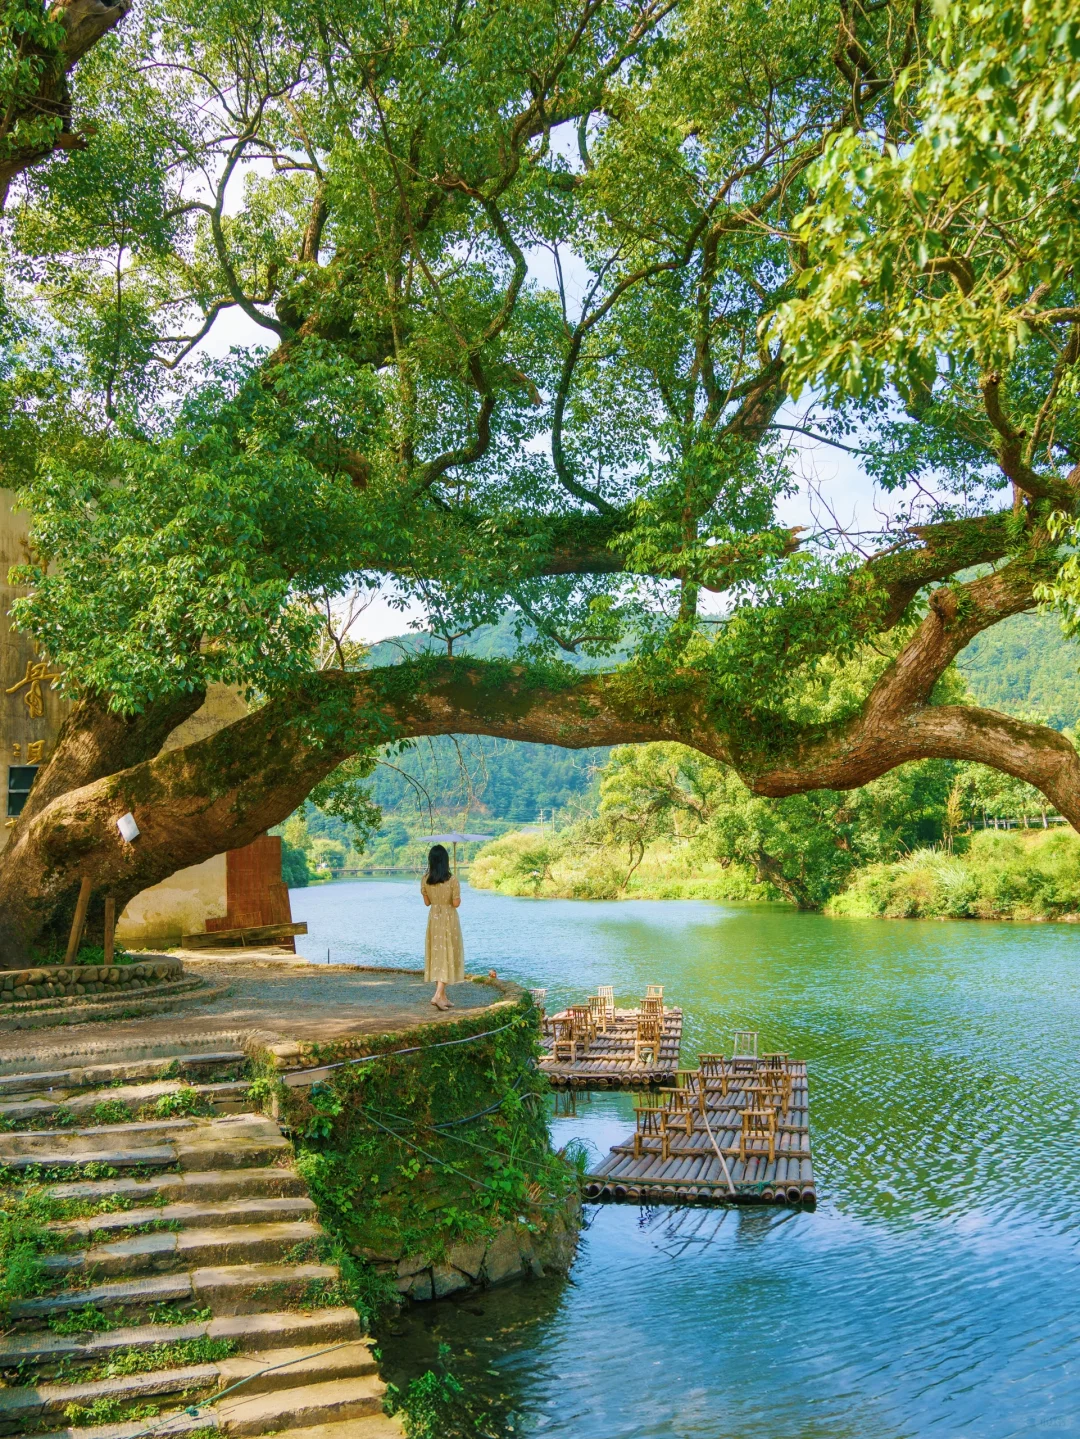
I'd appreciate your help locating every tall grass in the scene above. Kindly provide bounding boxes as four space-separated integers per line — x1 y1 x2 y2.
827 828 1080 920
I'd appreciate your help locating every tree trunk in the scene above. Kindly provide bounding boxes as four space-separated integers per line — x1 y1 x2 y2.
4 564 1080 963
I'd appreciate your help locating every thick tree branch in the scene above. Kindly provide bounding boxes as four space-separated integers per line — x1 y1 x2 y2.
0 0 133 205
980 372 1074 505
17 688 208 828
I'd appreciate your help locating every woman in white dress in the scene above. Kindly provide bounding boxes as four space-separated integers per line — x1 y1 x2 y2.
421 844 465 1010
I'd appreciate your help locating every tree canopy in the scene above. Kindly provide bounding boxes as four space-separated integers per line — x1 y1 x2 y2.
3 0 1080 960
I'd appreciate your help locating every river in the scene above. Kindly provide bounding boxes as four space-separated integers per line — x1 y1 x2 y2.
291 877 1080 1439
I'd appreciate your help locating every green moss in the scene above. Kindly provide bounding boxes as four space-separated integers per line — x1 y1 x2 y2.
0 1180 70 1315
253 999 576 1323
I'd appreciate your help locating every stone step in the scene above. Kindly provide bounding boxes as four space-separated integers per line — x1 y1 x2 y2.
8 1262 339 1323
0 974 203 1015
2 1113 278 1152
0 1342 379 1436
0 1080 253 1125
212 1374 387 1436
42 1221 322 1280
0 1144 178 1173
0 1051 245 1095
52 1195 317 1240
1 1119 288 1173
1 1118 196 1152
34 1415 214 1439
0 1308 361 1369
189 1262 341 1317
175 1133 290 1172
0 1362 219 1436
45 1167 307 1206
249 1419 405 1439
30 1402 406 1439
8 1271 194 1323
215 1340 378 1397
0 977 219 1032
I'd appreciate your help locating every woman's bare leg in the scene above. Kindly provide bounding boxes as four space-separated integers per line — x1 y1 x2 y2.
431 981 451 1010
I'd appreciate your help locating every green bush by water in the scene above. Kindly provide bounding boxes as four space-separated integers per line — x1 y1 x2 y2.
388 1343 501 1439
827 829 1080 920
252 999 576 1322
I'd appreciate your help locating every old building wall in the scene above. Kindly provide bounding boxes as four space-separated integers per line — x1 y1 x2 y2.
1 490 293 950
1 490 69 848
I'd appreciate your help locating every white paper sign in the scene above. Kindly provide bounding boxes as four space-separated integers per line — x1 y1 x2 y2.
116 812 140 842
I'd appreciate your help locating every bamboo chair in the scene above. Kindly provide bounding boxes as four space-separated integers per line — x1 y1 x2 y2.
745 1079 780 1115
633 1105 666 1159
639 997 665 1045
568 1003 596 1050
645 983 664 1000
740 1107 777 1164
596 984 616 1027
633 1015 663 1066
588 993 611 1035
698 1053 730 1097
732 1029 759 1058
675 1066 704 1113
658 1083 695 1136
549 1014 577 1063
759 1064 791 1111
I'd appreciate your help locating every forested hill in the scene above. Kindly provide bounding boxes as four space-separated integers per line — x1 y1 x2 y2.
364 614 610 823
359 611 1080 826
955 612 1080 731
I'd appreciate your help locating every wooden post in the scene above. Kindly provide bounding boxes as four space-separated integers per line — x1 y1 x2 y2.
65 876 92 965
103 897 116 965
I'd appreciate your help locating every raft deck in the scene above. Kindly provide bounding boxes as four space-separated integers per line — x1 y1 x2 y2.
539 1006 682 1089
584 1060 815 1207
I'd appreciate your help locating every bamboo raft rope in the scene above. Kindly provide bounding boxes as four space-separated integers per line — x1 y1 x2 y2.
539 1007 683 1088
583 1061 815 1207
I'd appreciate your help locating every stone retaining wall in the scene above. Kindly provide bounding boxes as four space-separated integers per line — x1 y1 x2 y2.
0 957 183 1005
360 1194 582 1303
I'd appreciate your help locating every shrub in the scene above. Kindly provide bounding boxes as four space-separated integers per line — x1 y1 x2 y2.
827 828 1080 920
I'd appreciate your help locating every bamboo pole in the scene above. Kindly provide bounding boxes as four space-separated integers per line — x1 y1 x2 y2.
103 897 116 965
65 876 92 964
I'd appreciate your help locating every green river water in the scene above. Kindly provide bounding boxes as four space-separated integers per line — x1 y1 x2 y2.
291 878 1080 1439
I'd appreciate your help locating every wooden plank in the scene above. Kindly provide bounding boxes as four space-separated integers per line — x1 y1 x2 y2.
182 921 309 947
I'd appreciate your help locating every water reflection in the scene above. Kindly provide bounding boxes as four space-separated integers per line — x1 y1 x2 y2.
293 879 1080 1437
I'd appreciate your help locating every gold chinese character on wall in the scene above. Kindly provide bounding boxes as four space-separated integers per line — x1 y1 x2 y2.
10 743 20 761
5 659 61 719
26 740 45 763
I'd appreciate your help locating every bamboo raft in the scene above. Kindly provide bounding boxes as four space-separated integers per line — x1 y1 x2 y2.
584 1059 815 1207
539 1006 683 1088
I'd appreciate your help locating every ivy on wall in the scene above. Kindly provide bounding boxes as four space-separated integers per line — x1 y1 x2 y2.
251 996 577 1279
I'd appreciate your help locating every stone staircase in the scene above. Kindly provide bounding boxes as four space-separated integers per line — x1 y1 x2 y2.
0 1050 403 1439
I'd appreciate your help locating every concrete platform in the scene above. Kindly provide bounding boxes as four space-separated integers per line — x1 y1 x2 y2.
0 960 515 1073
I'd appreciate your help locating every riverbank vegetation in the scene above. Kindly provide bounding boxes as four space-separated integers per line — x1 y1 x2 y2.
827 831 1080 922
471 741 1080 918
250 997 580 1308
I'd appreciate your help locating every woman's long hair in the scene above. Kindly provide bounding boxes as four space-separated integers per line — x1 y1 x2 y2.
426 844 451 885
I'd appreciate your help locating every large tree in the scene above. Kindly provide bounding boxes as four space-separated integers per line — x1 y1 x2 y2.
2 0 1080 962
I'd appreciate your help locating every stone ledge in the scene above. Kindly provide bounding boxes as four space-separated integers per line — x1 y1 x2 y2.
354 1194 582 1304
0 957 183 1005
0 982 230 1032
